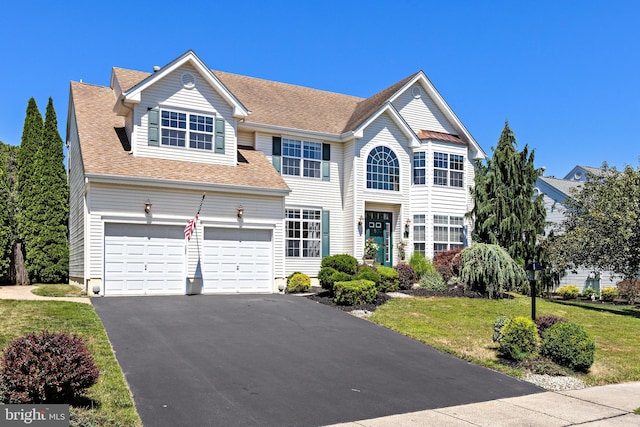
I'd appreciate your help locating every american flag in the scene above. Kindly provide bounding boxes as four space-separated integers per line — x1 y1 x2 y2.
184 214 198 240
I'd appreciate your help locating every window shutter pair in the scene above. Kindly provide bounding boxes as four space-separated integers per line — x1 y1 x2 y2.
271 137 331 180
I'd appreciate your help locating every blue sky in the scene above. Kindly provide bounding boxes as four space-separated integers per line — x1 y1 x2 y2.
0 0 638 178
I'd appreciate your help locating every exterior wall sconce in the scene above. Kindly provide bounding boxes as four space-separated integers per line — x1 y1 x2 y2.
144 200 152 214
358 215 364 226
404 218 411 238
237 207 244 219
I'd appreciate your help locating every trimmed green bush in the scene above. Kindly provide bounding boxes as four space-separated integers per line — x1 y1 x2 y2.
321 254 358 275
418 270 446 291
492 315 510 343
582 287 597 299
333 280 377 306
498 316 539 361
601 287 617 302
318 267 352 291
535 315 566 338
287 273 311 293
541 322 595 372
409 252 436 278
377 266 399 292
557 285 580 300
356 265 381 287
394 263 417 290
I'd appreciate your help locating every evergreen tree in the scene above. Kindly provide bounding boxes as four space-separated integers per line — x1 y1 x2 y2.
26 98 69 283
469 122 546 265
16 98 43 284
0 143 11 282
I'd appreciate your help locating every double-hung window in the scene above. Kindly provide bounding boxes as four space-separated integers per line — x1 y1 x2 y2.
433 152 464 187
161 109 215 151
413 214 426 255
413 152 426 184
286 208 321 258
433 215 464 254
282 138 322 178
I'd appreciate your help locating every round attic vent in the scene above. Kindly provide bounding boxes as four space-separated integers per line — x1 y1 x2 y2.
181 72 196 89
412 86 422 98
574 171 583 180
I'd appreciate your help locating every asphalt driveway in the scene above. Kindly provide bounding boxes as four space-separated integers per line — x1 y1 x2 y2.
93 295 541 427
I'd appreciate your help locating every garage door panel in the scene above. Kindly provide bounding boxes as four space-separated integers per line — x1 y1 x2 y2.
104 224 185 296
203 228 273 293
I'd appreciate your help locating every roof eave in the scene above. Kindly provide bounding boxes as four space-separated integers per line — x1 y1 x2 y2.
85 173 291 196
352 103 421 147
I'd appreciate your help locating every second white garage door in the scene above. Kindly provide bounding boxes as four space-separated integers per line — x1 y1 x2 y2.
202 228 273 293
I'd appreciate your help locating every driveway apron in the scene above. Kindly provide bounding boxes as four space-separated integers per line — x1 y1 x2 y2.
93 295 542 427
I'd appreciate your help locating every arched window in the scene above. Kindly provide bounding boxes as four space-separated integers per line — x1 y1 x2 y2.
367 146 400 191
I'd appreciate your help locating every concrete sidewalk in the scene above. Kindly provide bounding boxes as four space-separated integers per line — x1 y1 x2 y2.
326 382 640 426
0 284 92 304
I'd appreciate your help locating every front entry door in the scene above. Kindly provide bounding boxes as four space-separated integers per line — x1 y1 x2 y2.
365 211 392 267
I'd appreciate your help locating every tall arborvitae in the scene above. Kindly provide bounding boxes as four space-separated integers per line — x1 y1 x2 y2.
25 98 69 283
16 98 43 284
0 143 11 282
469 122 546 265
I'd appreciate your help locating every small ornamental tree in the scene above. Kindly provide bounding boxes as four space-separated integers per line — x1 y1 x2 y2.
459 243 527 298
433 248 463 282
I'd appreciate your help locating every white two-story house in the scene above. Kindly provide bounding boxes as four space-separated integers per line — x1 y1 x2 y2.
67 50 485 296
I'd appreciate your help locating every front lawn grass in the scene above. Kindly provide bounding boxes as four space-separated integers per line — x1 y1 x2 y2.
0 300 141 426
31 284 86 297
370 294 640 385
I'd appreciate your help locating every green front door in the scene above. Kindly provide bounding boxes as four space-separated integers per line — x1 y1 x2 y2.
365 212 392 267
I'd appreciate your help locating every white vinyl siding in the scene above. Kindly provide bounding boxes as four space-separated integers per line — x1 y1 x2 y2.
67 104 85 281
85 183 284 290
134 63 237 165
391 82 457 135
237 131 254 148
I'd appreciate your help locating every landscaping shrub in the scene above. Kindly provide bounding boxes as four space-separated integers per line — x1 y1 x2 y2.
418 270 446 292
498 316 538 361
556 285 580 300
535 315 566 338
321 254 358 275
333 280 377 306
582 286 597 300
541 322 595 372
0 331 99 404
394 263 417 290
617 278 640 304
377 266 399 292
287 272 311 293
458 243 527 299
408 252 436 278
601 287 617 302
492 315 510 343
318 267 352 291
433 248 463 282
356 265 381 288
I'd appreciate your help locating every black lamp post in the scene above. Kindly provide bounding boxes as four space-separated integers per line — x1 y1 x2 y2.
526 259 542 321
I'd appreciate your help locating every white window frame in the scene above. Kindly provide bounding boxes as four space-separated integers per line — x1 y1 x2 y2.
434 152 465 188
367 146 400 191
413 214 426 255
433 215 464 254
161 109 215 151
413 152 426 185
286 208 322 258
282 138 322 178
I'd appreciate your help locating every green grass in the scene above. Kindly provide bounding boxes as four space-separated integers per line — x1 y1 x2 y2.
370 295 640 385
31 284 86 297
0 300 142 426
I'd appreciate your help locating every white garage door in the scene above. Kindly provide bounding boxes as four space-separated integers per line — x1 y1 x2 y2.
202 228 273 293
104 224 186 295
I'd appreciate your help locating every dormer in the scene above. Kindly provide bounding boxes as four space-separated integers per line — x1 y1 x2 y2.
110 51 250 167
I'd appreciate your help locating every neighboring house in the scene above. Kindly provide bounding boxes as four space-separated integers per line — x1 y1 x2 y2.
536 168 616 293
67 50 485 296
